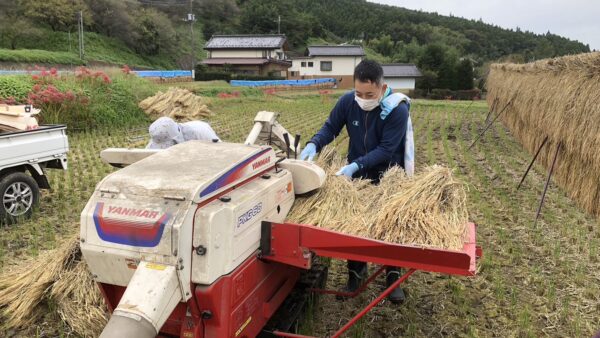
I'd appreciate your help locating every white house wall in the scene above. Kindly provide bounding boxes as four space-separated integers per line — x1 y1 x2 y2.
209 49 284 59
385 77 416 91
290 56 363 76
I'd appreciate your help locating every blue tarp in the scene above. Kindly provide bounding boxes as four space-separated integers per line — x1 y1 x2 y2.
230 78 336 87
134 70 192 78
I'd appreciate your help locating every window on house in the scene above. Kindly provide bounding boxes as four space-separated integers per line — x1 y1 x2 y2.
290 71 299 77
301 62 306 67
320 61 332 71
262 50 268 58
308 62 314 67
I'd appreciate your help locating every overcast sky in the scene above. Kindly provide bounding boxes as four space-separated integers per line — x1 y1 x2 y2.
369 0 599 50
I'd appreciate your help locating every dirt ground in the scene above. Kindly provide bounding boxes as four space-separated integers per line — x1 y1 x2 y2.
1 93 599 337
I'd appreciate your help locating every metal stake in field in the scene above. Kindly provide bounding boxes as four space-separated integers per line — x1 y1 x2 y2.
534 142 561 225
517 136 548 190
467 101 512 150
484 97 499 124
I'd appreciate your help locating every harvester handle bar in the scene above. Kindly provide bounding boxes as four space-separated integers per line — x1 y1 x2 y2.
294 134 300 159
282 132 291 158
260 221 479 276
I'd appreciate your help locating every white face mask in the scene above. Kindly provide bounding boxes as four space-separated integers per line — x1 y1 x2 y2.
354 89 384 111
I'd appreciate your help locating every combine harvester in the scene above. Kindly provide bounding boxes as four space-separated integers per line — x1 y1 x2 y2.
81 112 481 337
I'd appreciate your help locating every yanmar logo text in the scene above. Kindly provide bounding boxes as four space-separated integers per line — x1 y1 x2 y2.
252 156 270 170
107 206 160 219
237 202 262 228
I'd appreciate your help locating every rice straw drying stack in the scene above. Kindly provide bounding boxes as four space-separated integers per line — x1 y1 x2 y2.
486 52 600 217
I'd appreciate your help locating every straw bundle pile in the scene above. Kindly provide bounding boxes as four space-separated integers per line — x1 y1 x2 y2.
288 148 469 250
0 235 107 336
486 52 600 216
139 87 212 121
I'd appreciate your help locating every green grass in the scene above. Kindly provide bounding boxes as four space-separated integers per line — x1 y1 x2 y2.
0 48 84 65
0 73 158 128
0 87 599 337
0 25 206 69
0 75 34 100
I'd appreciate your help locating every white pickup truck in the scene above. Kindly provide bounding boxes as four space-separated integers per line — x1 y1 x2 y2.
0 125 69 224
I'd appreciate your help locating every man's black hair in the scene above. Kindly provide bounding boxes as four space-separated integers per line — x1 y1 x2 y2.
353 60 384 86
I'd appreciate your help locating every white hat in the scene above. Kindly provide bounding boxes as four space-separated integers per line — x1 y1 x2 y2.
147 117 185 149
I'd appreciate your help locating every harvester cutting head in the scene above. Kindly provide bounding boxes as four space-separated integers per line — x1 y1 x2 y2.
81 134 325 337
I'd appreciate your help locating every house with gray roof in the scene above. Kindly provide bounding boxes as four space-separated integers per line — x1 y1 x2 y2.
288 45 365 88
381 64 423 92
202 34 291 77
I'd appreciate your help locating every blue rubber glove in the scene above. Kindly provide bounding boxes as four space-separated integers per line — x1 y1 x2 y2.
335 162 359 178
380 92 411 120
299 142 317 161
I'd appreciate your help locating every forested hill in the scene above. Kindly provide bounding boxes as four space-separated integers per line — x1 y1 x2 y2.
227 0 589 63
0 0 590 70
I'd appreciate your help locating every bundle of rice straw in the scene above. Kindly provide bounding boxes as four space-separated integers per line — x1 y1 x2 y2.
139 87 212 122
288 146 374 234
0 235 107 337
371 166 468 250
288 148 468 250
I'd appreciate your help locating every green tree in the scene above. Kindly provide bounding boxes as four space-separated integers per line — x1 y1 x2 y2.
21 0 92 31
0 16 40 49
370 34 394 56
239 0 279 34
393 38 423 63
85 0 134 43
534 38 555 59
455 58 474 90
416 69 438 92
437 56 458 90
196 0 240 39
418 43 446 71
131 8 177 56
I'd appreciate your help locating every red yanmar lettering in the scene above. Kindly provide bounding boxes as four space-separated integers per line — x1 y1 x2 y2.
106 206 160 219
252 156 271 170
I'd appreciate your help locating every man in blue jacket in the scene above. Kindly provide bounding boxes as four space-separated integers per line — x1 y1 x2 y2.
299 60 409 304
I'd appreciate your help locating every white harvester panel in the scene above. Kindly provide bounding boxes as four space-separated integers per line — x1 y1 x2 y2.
191 167 294 284
81 141 280 292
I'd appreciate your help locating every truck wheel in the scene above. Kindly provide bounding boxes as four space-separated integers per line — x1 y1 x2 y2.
0 172 40 225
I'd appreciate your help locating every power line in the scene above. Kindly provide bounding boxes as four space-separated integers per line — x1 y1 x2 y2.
189 0 195 78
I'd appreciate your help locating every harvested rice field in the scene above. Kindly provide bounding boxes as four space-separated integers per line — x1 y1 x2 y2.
1 89 599 337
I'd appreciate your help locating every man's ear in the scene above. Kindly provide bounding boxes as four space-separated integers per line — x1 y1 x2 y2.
381 83 388 96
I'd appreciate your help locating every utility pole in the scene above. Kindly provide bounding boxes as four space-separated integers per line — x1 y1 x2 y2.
278 15 281 34
189 0 195 79
78 11 85 60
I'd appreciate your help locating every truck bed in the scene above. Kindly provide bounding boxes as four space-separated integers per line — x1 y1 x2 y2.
0 124 69 170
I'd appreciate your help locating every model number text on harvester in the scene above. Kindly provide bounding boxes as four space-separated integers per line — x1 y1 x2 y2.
237 202 262 228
